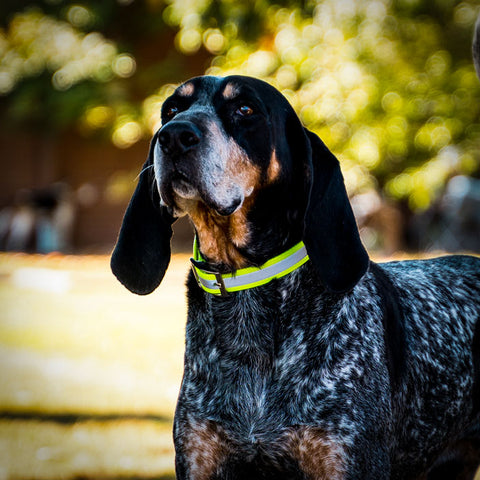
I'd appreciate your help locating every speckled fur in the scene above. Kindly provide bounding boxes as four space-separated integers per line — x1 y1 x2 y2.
111 75 480 479
174 257 480 479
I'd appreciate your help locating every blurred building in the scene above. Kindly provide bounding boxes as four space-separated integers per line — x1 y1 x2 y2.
0 131 192 253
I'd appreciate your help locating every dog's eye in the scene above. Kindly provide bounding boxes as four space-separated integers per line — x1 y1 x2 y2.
165 106 179 119
236 105 254 117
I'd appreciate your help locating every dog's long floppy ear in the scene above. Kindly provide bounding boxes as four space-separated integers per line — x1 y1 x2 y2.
111 137 175 295
302 129 369 293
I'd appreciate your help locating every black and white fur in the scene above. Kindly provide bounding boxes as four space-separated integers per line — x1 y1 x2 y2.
111 73 480 480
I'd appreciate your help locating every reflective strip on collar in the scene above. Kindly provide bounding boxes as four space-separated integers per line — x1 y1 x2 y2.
190 239 309 296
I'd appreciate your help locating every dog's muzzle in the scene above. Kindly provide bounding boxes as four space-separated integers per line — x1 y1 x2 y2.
158 121 202 156
154 119 248 217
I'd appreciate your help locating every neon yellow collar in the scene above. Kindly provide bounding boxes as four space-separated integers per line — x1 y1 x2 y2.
190 238 309 296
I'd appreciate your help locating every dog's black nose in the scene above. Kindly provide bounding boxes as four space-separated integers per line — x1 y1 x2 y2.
158 122 201 154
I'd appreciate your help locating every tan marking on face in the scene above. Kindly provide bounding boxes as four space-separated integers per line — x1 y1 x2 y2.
222 82 240 100
189 195 255 269
183 419 230 479
173 127 260 269
194 139 259 268
225 137 260 200
267 149 281 183
178 82 195 97
284 427 346 479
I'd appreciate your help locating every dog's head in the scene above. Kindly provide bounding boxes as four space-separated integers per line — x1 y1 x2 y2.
111 75 369 295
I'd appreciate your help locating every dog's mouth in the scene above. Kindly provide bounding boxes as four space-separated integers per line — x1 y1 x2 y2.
171 170 199 200
161 168 245 217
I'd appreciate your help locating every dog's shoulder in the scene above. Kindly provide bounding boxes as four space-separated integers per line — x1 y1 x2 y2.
350 255 480 391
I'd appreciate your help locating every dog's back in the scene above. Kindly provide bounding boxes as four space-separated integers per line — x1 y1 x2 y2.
378 256 480 476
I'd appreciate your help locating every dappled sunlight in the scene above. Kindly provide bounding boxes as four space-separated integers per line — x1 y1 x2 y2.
200 0 480 211
1 1 479 212
0 11 120 93
3 1 478 213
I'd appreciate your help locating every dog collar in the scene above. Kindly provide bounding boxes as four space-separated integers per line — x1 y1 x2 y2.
190 238 309 296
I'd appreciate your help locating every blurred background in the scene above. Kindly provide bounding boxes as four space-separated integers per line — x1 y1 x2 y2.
0 0 479 478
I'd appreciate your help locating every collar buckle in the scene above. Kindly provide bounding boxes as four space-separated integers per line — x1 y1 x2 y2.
190 258 229 297
212 272 229 297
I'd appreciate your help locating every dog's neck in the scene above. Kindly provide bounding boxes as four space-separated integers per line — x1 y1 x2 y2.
188 201 252 271
186 199 303 273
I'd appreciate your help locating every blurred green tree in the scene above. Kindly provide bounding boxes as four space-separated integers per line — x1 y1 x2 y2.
1 0 479 215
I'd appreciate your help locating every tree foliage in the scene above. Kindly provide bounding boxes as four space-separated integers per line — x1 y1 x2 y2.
1 0 479 212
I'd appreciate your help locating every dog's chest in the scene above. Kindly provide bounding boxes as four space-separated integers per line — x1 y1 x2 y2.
185 290 290 415
176 416 346 479
181 283 372 436
177 287 356 478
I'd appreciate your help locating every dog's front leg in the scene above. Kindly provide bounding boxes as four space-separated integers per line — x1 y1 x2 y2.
174 415 232 480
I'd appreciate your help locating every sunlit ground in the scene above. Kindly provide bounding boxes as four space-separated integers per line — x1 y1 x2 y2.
0 252 189 479
0 252 479 479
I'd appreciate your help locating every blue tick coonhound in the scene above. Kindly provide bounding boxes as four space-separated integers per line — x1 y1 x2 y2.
111 75 480 479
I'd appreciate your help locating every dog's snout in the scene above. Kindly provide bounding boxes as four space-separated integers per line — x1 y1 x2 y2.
158 122 202 154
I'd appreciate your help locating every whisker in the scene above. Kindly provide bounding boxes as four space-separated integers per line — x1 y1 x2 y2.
134 164 154 182
149 180 158 203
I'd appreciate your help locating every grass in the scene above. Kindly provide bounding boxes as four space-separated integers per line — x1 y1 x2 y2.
0 253 188 416
0 252 189 479
0 252 479 479
0 419 175 480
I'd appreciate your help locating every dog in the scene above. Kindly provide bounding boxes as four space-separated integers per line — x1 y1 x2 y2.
111 74 480 479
